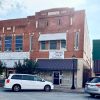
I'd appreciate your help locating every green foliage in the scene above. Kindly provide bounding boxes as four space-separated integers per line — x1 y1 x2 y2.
15 59 38 74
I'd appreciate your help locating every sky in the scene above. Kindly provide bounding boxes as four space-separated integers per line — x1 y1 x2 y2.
0 0 100 42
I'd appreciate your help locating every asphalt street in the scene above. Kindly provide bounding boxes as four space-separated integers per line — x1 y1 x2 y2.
0 88 100 100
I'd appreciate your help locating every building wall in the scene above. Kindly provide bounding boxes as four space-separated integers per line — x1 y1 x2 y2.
77 59 84 88
0 8 88 60
0 7 91 88
31 8 86 60
83 16 91 68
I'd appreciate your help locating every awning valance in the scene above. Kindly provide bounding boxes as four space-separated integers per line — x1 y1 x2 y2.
37 59 77 71
38 33 66 41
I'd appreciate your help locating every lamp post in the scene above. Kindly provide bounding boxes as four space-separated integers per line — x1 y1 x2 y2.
71 54 76 89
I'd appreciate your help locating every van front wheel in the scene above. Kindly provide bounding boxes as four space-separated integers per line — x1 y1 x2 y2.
44 85 51 92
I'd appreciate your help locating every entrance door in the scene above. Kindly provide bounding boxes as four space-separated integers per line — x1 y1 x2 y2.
53 71 60 85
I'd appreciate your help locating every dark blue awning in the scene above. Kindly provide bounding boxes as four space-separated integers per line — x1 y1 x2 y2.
37 59 77 71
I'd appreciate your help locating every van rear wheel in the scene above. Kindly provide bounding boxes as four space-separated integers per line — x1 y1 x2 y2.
12 84 21 92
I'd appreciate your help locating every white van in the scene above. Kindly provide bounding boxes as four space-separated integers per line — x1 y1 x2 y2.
4 74 54 92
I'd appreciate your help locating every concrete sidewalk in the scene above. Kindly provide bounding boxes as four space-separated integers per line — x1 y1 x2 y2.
54 85 84 93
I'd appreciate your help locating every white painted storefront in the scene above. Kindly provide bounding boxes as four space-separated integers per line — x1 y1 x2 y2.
0 52 30 68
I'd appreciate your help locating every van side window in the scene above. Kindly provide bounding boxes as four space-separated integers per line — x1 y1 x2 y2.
22 75 34 81
11 75 22 80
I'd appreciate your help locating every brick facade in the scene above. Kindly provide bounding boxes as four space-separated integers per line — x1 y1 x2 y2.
0 7 91 88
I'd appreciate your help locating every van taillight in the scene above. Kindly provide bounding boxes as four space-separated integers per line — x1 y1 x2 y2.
6 79 10 84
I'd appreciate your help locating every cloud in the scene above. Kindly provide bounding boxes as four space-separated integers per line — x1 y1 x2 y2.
0 0 87 16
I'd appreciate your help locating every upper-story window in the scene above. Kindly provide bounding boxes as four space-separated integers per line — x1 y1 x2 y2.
40 41 46 50
36 21 38 28
45 20 48 26
70 17 73 25
74 32 79 50
50 40 57 50
57 19 61 25
61 40 66 50
30 35 33 51
0 37 2 51
15 35 23 51
5 36 12 51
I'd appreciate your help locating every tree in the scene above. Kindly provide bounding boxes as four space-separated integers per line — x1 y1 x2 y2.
15 59 38 74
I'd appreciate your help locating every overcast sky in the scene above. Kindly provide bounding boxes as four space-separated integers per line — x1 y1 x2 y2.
0 0 100 41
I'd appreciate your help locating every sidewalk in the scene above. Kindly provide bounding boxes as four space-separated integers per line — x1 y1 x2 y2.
54 85 84 93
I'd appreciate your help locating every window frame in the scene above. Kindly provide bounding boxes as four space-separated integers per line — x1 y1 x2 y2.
70 17 73 25
74 32 79 50
49 40 57 50
11 75 22 80
40 41 46 50
15 35 23 51
60 40 66 50
4 35 12 51
30 35 33 51
22 75 34 81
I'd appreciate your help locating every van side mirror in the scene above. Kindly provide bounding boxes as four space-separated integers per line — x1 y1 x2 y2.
41 79 45 82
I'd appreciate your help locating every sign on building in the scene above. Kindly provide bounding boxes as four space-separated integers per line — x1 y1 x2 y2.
49 51 64 59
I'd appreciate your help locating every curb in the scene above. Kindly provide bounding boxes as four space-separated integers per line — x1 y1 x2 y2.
53 89 84 94
54 87 84 93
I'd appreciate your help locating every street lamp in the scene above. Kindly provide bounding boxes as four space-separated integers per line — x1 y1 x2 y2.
71 54 76 89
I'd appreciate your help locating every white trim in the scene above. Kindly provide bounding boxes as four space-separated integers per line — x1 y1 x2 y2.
0 52 30 68
0 52 30 60
13 26 15 33
30 35 33 51
36 58 81 60
74 32 79 51
70 17 73 25
36 20 38 28
3 27 4 33
7 27 11 31
39 50 49 52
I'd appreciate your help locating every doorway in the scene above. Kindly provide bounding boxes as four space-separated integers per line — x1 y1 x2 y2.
53 71 62 85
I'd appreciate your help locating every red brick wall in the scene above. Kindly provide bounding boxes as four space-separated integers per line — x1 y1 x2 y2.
0 8 86 60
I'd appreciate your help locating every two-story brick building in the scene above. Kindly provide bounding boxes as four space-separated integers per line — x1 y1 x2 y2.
0 7 91 88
